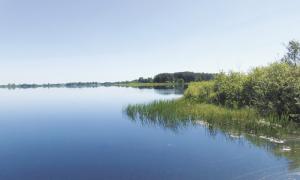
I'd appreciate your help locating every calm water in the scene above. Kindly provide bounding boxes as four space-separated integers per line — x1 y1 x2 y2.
0 87 299 180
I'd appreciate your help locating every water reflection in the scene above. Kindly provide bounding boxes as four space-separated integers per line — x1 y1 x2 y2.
153 87 186 95
125 104 300 174
131 85 187 95
0 87 299 179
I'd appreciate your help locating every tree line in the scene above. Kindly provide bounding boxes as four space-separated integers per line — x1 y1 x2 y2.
136 72 215 83
0 82 101 89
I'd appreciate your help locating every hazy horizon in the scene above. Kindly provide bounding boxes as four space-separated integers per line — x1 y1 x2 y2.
1 0 300 84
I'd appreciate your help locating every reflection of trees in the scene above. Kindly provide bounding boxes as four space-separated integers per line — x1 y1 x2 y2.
134 86 187 95
153 88 185 95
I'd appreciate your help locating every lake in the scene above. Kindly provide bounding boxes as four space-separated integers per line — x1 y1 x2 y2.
0 87 299 180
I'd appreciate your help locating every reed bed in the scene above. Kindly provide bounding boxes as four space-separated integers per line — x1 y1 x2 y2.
125 98 297 138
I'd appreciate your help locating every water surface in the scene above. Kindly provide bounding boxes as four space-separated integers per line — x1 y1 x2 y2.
0 87 299 180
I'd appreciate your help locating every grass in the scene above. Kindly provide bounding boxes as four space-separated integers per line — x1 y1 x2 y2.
125 98 297 137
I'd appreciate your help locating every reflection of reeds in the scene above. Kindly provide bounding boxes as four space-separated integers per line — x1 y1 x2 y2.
125 98 300 171
125 98 297 137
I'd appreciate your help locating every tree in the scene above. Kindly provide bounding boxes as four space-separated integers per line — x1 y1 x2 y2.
153 72 215 83
153 73 174 83
138 77 145 83
281 40 300 67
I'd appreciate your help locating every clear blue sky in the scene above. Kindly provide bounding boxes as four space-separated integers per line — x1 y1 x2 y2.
0 0 299 83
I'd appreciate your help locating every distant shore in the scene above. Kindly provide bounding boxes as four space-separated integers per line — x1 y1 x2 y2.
0 82 185 89
112 82 188 87
0 82 102 89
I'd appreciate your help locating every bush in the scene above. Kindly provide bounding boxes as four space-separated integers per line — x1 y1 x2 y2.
214 72 247 108
184 81 216 103
184 63 300 121
246 63 300 117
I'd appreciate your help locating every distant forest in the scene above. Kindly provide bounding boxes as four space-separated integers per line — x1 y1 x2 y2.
0 82 101 89
0 72 215 89
137 72 215 83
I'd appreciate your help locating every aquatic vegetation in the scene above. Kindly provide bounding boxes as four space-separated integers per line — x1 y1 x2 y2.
125 98 298 137
125 98 300 171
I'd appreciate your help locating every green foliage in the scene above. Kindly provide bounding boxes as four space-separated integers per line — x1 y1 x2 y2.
214 72 247 108
184 63 300 121
184 81 215 103
153 72 215 83
153 73 174 83
292 97 300 121
245 63 300 117
138 77 153 83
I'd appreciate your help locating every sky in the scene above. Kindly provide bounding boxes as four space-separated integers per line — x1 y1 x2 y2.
0 0 300 84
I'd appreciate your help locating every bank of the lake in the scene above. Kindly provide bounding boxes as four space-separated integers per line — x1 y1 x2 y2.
126 62 300 139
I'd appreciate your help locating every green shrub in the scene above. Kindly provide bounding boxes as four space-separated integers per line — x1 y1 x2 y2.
214 72 247 108
184 81 216 103
246 63 300 118
184 63 300 121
